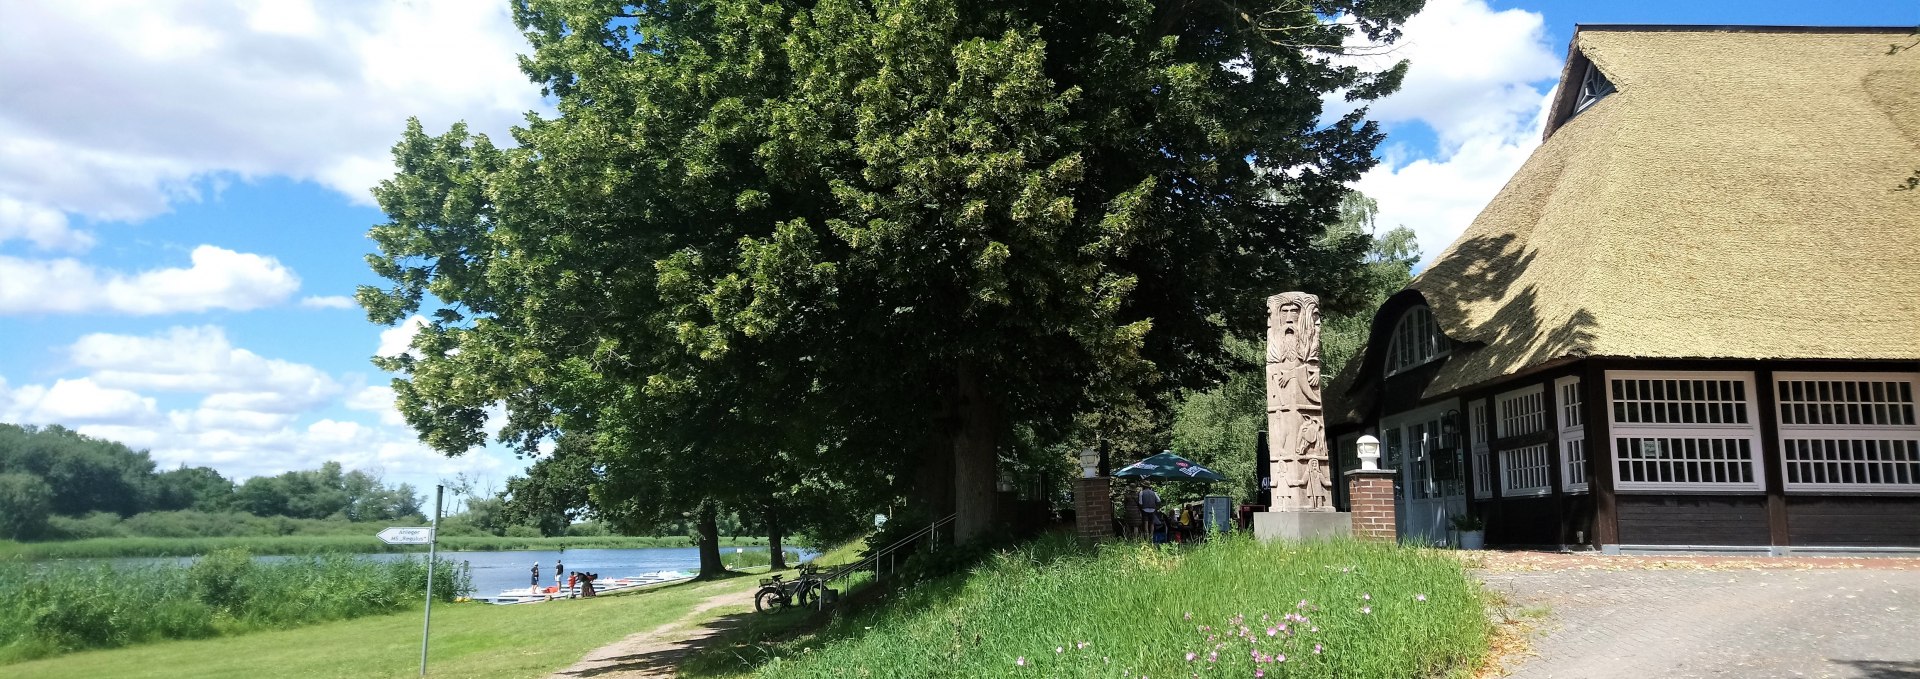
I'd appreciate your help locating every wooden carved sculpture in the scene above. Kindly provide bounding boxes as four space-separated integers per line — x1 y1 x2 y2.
1266 292 1332 511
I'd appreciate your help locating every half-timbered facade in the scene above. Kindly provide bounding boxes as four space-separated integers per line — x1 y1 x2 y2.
1325 25 1920 553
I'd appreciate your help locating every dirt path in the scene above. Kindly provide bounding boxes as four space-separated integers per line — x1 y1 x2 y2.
546 585 756 679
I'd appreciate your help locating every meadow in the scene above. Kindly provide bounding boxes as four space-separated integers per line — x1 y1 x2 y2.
0 534 775 560
0 549 469 663
694 536 1492 678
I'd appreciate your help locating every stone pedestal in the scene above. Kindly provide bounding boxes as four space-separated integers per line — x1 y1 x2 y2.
1252 511 1351 541
1346 469 1398 542
1073 477 1113 541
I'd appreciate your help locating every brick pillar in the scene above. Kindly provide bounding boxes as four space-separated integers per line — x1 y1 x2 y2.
1345 469 1398 542
1074 476 1113 541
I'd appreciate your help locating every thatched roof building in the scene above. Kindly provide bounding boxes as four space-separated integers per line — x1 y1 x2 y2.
1326 25 1920 553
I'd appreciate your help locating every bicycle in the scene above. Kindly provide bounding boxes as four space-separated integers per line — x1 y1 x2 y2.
754 565 829 613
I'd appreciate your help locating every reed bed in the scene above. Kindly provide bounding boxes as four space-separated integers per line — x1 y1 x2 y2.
0 535 771 560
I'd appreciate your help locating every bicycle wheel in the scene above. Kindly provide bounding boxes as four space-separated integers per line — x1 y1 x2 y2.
754 588 785 613
797 582 821 610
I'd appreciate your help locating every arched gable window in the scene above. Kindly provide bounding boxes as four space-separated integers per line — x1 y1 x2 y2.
1384 306 1447 376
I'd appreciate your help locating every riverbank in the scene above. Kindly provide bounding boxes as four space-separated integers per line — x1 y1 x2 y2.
2 571 767 678
0 535 776 560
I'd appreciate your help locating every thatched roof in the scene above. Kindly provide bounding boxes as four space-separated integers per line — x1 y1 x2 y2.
1334 26 1920 423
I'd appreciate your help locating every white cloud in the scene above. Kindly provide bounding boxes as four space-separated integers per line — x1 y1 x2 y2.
0 0 546 249
299 295 355 309
1342 0 1563 264
0 245 301 314
70 326 342 412
376 314 428 359
0 326 517 487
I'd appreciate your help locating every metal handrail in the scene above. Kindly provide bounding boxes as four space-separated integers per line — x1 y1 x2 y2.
820 512 957 584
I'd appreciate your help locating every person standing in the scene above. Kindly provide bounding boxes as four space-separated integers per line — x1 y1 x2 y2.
555 559 565 590
530 562 541 592
1138 483 1163 543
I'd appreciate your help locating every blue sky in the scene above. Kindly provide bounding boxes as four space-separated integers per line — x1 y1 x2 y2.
0 0 1914 494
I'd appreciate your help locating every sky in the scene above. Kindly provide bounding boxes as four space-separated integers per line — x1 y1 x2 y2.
1 0 1915 494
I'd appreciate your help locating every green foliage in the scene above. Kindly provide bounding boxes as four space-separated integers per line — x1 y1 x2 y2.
0 550 469 662
362 0 1425 545
0 424 156 517
702 536 1489 678
0 473 54 540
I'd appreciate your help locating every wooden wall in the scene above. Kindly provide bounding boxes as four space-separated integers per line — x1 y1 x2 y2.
1616 494 1770 546
1787 496 1920 547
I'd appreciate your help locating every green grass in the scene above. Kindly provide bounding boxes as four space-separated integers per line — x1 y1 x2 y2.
0 535 774 560
1 574 765 679
0 549 468 663
694 535 1491 678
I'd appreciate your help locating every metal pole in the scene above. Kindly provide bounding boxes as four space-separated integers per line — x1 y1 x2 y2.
421 484 442 676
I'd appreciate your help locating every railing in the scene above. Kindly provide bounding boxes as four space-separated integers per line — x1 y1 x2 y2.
821 512 957 585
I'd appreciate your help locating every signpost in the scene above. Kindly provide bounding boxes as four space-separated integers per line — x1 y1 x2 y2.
380 485 443 676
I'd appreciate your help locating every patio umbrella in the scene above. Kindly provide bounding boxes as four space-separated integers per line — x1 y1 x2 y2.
1112 450 1227 482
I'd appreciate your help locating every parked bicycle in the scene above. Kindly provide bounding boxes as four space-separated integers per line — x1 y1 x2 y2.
754 565 829 613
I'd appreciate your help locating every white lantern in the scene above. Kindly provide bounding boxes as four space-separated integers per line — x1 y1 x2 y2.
1357 434 1382 470
1078 448 1101 478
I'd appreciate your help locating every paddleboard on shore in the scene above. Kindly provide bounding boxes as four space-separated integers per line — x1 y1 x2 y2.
485 570 690 604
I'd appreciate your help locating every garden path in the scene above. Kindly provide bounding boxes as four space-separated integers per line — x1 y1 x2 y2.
1476 553 1920 679
546 583 755 679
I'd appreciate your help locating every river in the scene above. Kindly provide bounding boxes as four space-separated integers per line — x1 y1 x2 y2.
43 546 818 603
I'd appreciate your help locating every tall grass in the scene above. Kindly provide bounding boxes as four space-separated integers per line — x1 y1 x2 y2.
0 549 470 663
721 549 804 569
0 535 773 560
709 536 1490 678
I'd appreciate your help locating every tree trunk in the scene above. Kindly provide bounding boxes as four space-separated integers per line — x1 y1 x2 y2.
695 501 725 578
949 367 1000 544
765 505 788 571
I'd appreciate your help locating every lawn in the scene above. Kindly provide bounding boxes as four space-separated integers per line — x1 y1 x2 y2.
692 535 1492 678
2 574 762 679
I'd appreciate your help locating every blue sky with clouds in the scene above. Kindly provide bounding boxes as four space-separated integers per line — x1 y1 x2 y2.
1 0 1914 493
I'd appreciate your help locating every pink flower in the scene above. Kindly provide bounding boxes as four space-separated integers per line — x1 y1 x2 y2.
1056 647 1063 654
1184 612 1192 620
1208 651 1218 663
1186 652 1197 662
1297 599 1308 608
1016 657 1026 666
1361 606 1372 614
1276 654 1286 663
1416 594 1427 602
1314 643 1324 654
1255 671 1265 678
1266 627 1277 637
1362 593 1371 601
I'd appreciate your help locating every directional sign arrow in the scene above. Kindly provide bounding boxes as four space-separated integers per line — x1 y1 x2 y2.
377 526 435 545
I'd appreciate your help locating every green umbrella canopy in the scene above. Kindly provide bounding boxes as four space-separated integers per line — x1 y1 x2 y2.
1112 451 1226 482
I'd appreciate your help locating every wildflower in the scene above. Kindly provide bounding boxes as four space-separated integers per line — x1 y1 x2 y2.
1310 626 1320 633
1186 652 1197 662
1276 654 1286 663
1255 671 1265 678
1016 657 1026 667
1056 647 1063 654
1184 612 1192 620
1266 627 1277 637
1362 593 1371 601
1077 642 1088 650
1297 599 1308 608
1314 644 1324 654
1208 651 1218 663
1361 606 1371 614
1416 594 1428 602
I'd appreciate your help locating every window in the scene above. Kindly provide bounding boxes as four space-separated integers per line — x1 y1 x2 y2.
1384 306 1447 376
1606 371 1764 492
1574 61 1615 114
1497 384 1547 438
1501 444 1552 496
1775 372 1920 493
1469 400 1492 499
1555 376 1588 493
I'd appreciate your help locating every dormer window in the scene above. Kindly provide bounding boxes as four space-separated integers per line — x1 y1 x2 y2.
1385 305 1447 376
1574 60 1616 114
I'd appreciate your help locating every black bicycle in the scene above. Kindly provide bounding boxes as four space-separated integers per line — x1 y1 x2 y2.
754 566 828 613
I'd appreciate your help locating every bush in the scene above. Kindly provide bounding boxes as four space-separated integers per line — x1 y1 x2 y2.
0 550 471 663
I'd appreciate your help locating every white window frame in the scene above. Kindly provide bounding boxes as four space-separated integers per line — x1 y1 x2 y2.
1774 371 1920 494
1500 443 1553 497
1383 306 1447 377
1606 370 1765 493
1496 384 1547 439
1554 376 1589 493
1469 399 1492 499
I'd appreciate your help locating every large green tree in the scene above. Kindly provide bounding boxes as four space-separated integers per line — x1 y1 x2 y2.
363 0 1422 543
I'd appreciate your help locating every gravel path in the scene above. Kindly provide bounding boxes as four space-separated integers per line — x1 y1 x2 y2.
545 586 755 679
1477 554 1920 679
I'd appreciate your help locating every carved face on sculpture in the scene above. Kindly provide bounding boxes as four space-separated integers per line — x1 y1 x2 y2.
1279 301 1301 327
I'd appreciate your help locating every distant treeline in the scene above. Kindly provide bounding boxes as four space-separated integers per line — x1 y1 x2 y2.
0 534 777 560
0 424 423 541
